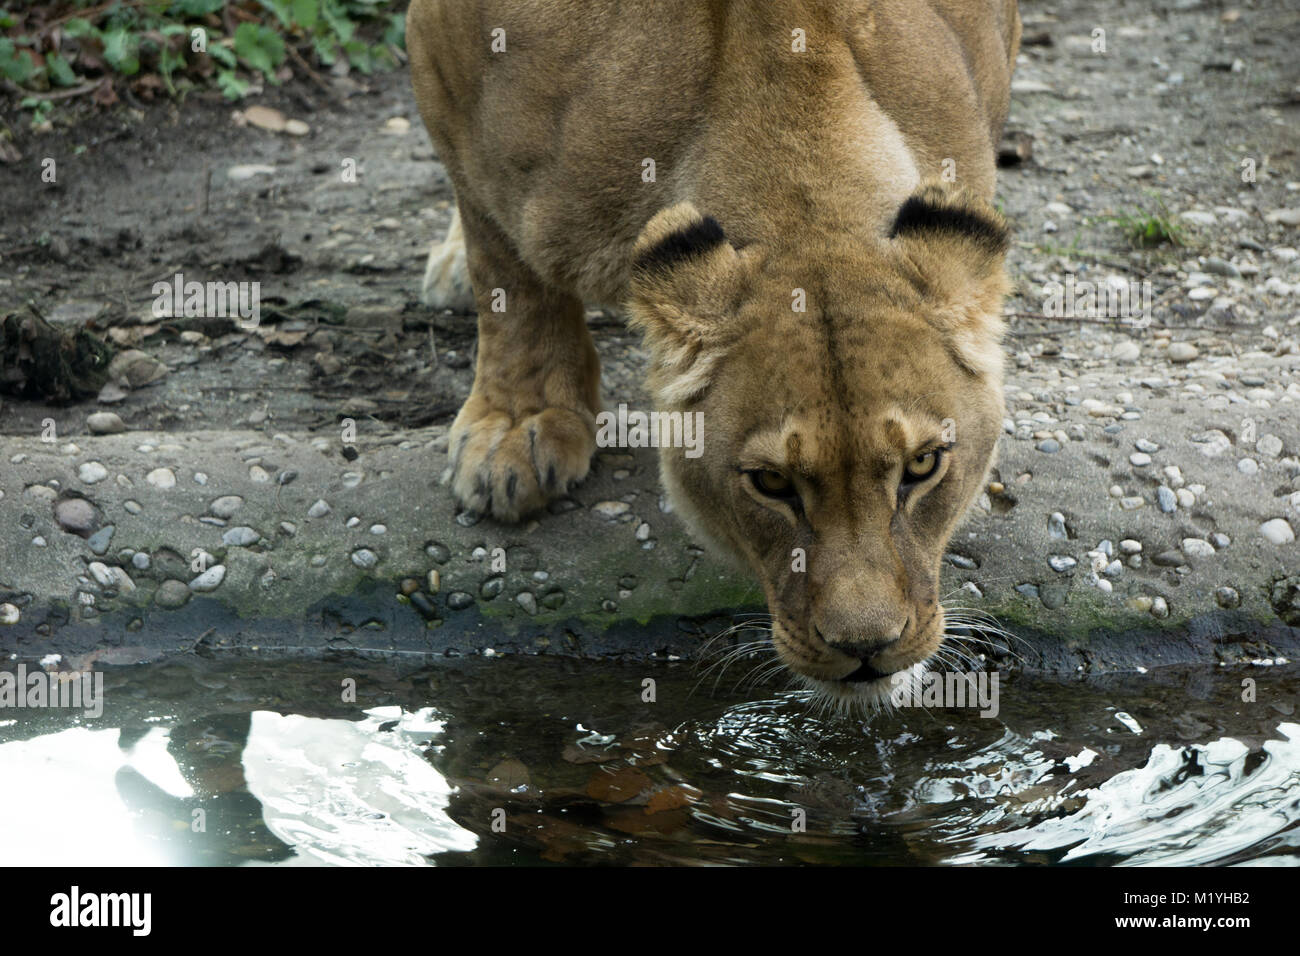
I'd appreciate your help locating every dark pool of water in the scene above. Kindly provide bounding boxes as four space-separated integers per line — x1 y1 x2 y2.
1 653 1297 865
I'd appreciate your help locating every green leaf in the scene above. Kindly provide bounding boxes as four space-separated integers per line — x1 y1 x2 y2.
46 52 78 87
291 0 319 30
208 43 237 68
259 0 293 29
0 37 34 84
101 28 141 76
62 18 99 40
216 68 250 100
171 0 225 14
233 22 285 80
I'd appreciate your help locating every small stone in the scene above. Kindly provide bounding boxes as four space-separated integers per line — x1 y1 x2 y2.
592 500 631 519
1048 512 1068 540
1120 496 1145 510
87 562 116 587
516 592 539 615
369 524 387 535
1167 342 1199 363
351 548 379 569
1259 519 1296 545
1175 488 1196 509
1036 438 1061 454
427 570 441 593
1210 533 1231 549
210 495 244 518
0 603 20 625
155 579 191 608
1048 555 1077 572
1257 434 1284 458
425 542 451 564
308 499 332 518
1128 596 1154 613
409 591 438 620
945 553 978 570
635 522 651 541
1156 486 1177 513
1104 560 1124 577
446 591 474 610
132 551 150 570
78 461 109 484
86 525 115 555
222 526 260 547
1130 452 1152 467
1134 439 1159 454
1181 537 1215 559
86 412 126 435
481 576 504 599
1215 587 1241 609
146 467 176 489
189 565 227 592
1238 458 1259 475
55 497 97 533
1151 597 1169 619
1153 550 1185 567
1112 341 1140 363
1120 539 1142 554
124 500 142 515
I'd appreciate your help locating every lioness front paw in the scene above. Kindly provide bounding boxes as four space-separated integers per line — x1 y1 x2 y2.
445 403 596 521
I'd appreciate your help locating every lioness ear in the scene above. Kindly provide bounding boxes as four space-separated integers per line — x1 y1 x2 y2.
889 182 1011 379
628 202 747 404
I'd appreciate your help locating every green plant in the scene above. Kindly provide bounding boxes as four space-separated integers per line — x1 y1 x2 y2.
1110 200 1186 248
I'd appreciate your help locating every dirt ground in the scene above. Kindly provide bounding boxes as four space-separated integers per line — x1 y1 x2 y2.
1 0 1298 439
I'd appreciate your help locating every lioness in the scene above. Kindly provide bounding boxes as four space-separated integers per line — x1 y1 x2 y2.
408 0 1022 707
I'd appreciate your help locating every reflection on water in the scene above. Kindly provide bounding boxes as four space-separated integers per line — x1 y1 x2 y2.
0 655 1297 866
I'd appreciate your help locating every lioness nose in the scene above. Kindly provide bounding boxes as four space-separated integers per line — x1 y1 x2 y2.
813 620 904 659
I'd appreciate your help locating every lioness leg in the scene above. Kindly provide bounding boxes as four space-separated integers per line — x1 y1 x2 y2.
446 200 601 521
420 205 475 313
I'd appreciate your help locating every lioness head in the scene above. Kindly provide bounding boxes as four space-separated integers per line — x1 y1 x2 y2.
628 182 1010 709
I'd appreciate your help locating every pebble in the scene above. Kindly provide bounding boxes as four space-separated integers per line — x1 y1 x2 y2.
1215 587 1241 609
593 501 631 519
308 499 332 518
146 467 176 489
1156 486 1177 513
86 525 115 555
78 461 109 484
1048 555 1077 572
1128 596 1154 613
351 548 379 569
425 542 451 563
87 412 126 434
132 552 150 570
446 591 474 610
1120 496 1145 510
1175 488 1196 509
481 576 504 599
945 553 978 570
427 570 441 593
55 497 97 533
1120 539 1142 554
1259 519 1296 545
1036 438 1061 454
1209 532 1231 550
1257 434 1284 458
210 495 244 518
1048 512 1068 540
369 524 387 535
1182 537 1215 559
222 526 260 547
0 604 20 625
1112 341 1140 363
516 592 539 615
1238 458 1259 475
1153 550 1185 567
189 565 227 592
155 579 191 608
960 581 983 599
1134 439 1159 454
1151 597 1169 619
249 465 271 483
124 500 142 515
1167 343 1199 363
1130 452 1152 467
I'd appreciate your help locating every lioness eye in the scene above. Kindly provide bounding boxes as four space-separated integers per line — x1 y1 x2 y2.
750 469 797 499
903 450 942 482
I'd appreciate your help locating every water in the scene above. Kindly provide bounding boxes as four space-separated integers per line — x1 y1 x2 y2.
1 655 1297 866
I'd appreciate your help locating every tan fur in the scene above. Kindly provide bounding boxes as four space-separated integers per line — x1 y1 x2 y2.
408 0 1021 701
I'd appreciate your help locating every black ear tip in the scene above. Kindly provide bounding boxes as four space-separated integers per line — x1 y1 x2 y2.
633 215 727 274
889 193 1009 252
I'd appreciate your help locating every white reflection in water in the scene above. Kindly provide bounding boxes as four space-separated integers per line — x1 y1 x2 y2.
0 726 186 866
953 723 1300 865
241 706 477 866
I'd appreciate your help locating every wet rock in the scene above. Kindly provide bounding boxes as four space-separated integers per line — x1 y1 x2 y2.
516 592 539 615
351 548 379 569
481 576 504 599
425 542 450 563
1152 550 1185 567
541 589 566 610
446 591 474 610
0 604 19 625
1214 587 1240 609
